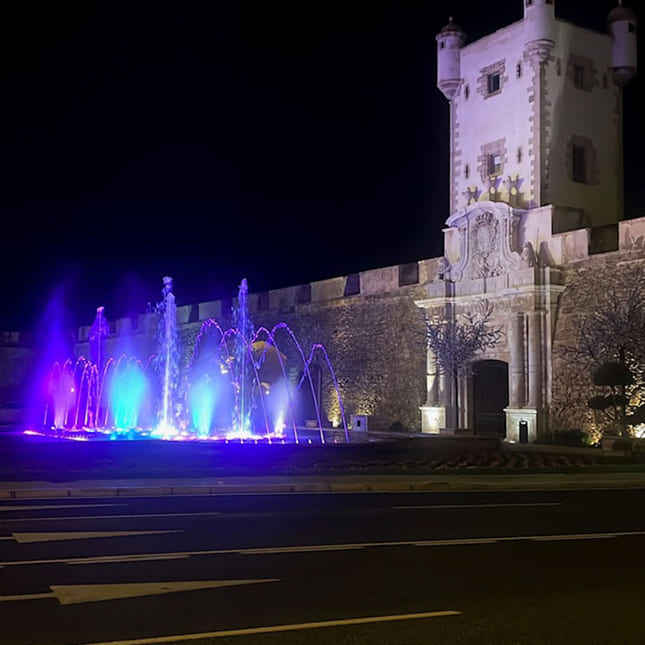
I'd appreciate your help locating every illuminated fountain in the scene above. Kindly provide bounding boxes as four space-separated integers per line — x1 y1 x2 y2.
35 278 349 443
155 276 179 438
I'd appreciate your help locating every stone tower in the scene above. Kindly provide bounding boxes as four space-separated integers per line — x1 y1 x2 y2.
435 0 637 230
418 2 638 441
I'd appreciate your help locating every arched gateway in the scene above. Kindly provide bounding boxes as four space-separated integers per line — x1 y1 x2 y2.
416 201 564 442
472 360 508 437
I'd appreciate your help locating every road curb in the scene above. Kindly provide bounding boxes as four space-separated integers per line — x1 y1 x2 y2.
2 476 645 498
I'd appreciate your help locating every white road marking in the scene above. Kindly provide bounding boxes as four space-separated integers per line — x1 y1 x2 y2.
532 533 616 541
411 531 645 547
393 502 562 510
241 544 364 555
1 504 559 524
82 610 461 644
68 553 190 565
1 530 644 567
5 530 182 544
0 504 125 512
3 511 222 522
0 579 279 605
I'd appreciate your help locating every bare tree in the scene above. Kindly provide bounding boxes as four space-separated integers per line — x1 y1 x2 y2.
424 302 502 429
557 264 645 436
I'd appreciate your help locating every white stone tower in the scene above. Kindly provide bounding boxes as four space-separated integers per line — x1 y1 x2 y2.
434 0 638 230
419 1 638 441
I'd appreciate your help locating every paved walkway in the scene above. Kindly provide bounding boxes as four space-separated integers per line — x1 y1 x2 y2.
2 471 645 498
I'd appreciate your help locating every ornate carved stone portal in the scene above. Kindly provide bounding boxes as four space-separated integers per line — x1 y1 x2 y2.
447 202 524 281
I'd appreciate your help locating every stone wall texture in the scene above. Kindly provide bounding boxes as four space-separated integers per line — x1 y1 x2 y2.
80 277 430 432
62 215 645 437
232 285 428 431
550 249 645 433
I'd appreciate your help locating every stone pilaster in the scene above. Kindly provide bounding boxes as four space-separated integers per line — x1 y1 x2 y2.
449 101 457 214
528 310 544 409
439 369 457 429
425 347 439 406
420 347 446 432
509 312 527 408
524 40 554 207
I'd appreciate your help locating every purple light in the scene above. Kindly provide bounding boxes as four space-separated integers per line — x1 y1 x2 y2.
31 278 349 444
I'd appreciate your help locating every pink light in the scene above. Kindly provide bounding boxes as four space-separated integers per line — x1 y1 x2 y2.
23 429 45 436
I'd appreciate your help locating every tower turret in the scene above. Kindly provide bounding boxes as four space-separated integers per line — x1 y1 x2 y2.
436 18 465 100
608 1 638 87
523 0 555 60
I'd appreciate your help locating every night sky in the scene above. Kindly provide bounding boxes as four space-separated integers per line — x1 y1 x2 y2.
2 1 643 331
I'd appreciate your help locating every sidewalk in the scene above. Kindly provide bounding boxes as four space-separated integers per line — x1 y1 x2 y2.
3 471 645 498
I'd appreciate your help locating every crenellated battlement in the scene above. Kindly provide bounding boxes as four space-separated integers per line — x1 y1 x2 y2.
75 211 645 347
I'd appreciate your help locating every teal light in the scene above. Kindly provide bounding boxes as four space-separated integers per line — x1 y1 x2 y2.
190 376 218 437
110 364 148 430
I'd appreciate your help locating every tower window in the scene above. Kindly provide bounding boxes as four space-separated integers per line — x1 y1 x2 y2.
478 139 506 181
517 147 523 163
516 62 522 78
465 164 470 179
488 153 502 176
440 41 445 49
572 145 586 183
568 55 596 92
487 73 501 94
568 135 598 185
478 60 505 99
464 85 470 99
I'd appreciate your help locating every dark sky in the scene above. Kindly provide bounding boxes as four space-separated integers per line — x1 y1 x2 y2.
1 1 643 330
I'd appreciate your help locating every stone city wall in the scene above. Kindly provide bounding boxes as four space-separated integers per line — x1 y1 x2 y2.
550 217 645 433
74 258 441 431
69 213 645 435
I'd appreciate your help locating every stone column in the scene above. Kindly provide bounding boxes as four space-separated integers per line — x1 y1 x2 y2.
425 347 439 406
527 310 543 409
439 369 457 429
509 312 526 408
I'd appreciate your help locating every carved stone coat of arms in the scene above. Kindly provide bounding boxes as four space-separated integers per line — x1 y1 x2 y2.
446 202 523 281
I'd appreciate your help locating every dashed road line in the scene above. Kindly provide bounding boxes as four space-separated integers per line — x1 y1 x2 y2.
0 504 126 512
82 610 462 644
3 511 222 522
1 531 644 567
393 502 562 510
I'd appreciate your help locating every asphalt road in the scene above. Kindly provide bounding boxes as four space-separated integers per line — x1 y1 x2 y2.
1 488 644 644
